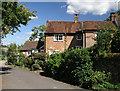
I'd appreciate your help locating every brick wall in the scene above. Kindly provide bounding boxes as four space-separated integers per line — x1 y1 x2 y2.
45 34 83 54
85 32 96 48
45 32 97 54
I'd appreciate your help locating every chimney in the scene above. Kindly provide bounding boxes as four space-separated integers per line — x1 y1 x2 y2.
74 14 79 23
110 12 116 23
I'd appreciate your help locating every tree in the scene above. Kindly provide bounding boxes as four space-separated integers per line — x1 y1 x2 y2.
29 25 46 41
2 2 36 37
106 10 120 21
111 30 120 53
7 43 18 65
117 10 120 15
94 25 116 53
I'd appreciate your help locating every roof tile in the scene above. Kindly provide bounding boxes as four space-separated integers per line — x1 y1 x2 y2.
45 21 116 34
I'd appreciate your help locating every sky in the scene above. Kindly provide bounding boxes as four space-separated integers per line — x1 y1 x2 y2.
2 0 120 46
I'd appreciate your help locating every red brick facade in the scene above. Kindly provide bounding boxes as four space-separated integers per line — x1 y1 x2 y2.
45 32 96 55
45 13 117 55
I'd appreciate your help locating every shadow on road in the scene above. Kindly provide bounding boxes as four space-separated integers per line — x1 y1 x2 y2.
39 72 77 87
0 67 12 75
0 67 12 71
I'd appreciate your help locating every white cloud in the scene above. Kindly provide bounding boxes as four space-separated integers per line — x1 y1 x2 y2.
16 37 29 40
24 32 34 35
29 16 38 19
66 0 120 15
61 5 67 8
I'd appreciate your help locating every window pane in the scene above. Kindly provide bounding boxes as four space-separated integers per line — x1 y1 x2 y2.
54 35 58 41
59 35 63 40
76 34 82 40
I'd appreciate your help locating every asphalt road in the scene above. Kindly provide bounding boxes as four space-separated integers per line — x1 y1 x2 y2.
0 61 90 90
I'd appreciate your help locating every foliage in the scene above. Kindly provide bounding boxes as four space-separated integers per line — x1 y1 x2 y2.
94 25 116 53
94 53 120 84
111 30 120 53
15 62 23 66
44 48 120 90
31 64 42 71
29 25 46 41
34 53 47 61
2 2 36 37
44 53 64 76
7 43 17 65
1 55 5 60
116 10 120 15
19 52 26 62
25 57 35 68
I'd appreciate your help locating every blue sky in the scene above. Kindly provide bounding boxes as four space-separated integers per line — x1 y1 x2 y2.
2 1 118 46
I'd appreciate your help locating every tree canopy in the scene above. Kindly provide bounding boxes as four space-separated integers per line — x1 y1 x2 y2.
29 25 46 41
106 10 120 21
2 2 36 37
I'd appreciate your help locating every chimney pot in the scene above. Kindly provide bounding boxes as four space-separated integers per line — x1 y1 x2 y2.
74 14 79 23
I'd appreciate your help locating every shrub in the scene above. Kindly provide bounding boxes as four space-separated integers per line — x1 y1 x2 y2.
34 53 48 61
24 57 34 68
31 64 42 71
111 30 120 53
44 48 93 83
15 62 23 66
44 53 64 76
44 48 119 90
36 60 45 70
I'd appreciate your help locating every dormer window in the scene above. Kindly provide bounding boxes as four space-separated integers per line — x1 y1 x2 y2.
76 34 82 40
54 34 63 41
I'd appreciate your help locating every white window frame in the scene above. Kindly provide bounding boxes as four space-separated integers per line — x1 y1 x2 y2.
54 34 63 41
94 32 98 38
34 49 38 53
40 50 44 52
76 34 82 40
75 46 82 49
54 50 59 53
27 51 31 55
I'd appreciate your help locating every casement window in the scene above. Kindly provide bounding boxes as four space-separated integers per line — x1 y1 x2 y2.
75 46 82 49
76 34 82 40
40 50 44 52
49 50 59 55
27 51 31 55
94 32 98 38
54 34 63 41
54 50 59 53
32 49 38 53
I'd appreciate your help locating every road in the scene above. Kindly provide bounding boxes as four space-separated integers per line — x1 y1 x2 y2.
0 61 90 90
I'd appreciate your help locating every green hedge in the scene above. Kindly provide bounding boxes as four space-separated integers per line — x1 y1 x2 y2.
44 48 118 90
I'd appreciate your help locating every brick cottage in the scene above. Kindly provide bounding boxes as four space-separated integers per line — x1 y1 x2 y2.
44 13 119 55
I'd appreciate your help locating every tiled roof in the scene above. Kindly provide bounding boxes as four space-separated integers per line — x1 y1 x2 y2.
45 21 116 34
116 15 120 28
21 41 44 51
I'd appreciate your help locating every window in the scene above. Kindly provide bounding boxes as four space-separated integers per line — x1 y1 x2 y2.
27 51 31 55
40 50 44 52
34 49 38 53
94 32 98 38
76 34 82 40
54 34 63 41
75 46 82 49
54 50 59 53
32 49 38 53
49 50 59 55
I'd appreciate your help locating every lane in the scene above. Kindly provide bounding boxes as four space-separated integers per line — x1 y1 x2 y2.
0 61 7 91
1 63 89 90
